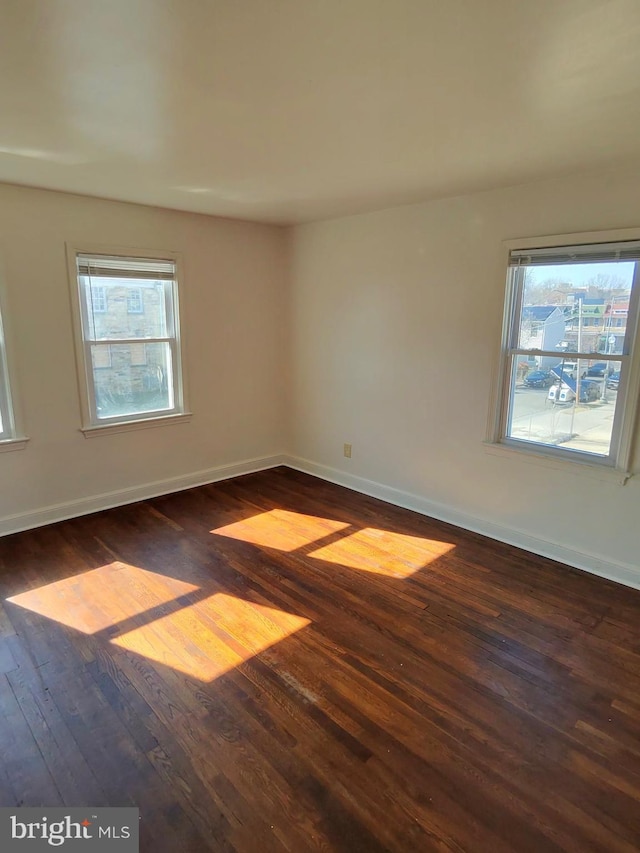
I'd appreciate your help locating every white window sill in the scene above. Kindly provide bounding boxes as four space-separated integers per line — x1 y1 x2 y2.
0 436 29 453
81 412 192 438
483 441 632 485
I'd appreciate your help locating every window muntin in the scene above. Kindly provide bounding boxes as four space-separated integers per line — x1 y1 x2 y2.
498 239 640 467
75 252 184 427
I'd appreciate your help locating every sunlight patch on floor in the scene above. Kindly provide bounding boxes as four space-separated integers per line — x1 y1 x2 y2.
110 592 310 681
211 508 350 551
308 528 455 577
6 562 199 634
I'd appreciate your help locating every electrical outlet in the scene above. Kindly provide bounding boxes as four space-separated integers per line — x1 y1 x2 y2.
343 443 352 458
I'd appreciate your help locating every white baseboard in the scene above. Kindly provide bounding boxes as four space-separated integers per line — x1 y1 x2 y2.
0 454 287 537
283 455 640 592
3 451 638 592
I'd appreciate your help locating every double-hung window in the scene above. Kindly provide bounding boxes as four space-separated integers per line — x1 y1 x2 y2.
70 249 187 432
494 233 640 471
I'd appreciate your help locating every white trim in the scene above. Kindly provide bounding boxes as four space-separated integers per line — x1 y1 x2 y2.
482 441 631 484
85 336 173 346
81 412 192 437
0 454 287 537
2 454 637 590
0 436 29 453
282 455 640 592
0 255 25 441
503 226 640 251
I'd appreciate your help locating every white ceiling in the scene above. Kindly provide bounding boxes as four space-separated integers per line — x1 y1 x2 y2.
2 0 640 225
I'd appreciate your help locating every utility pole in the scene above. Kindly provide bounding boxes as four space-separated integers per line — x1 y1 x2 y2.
569 297 583 437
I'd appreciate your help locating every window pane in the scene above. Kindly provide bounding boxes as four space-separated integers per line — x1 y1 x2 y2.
82 278 170 340
517 261 634 353
92 342 174 420
506 355 621 456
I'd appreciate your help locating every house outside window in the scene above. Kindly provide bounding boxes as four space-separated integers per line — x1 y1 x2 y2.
129 342 147 366
68 248 188 433
492 232 640 472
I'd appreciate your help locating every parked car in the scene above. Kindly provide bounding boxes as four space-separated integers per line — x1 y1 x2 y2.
552 361 579 378
607 371 621 390
583 361 607 378
523 370 553 388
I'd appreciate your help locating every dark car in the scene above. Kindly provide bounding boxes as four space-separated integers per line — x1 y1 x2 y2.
582 361 607 378
523 370 553 388
607 371 621 390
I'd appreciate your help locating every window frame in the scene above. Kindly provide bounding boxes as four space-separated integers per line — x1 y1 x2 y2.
0 298 15 442
0 273 27 450
488 228 640 478
67 244 190 436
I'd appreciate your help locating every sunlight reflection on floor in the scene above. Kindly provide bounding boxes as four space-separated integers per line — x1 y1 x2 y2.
7 562 199 634
7 563 310 682
111 593 310 681
211 508 350 551
309 527 455 577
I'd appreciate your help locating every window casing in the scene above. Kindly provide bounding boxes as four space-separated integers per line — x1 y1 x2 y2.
0 303 16 441
493 235 640 471
70 249 187 431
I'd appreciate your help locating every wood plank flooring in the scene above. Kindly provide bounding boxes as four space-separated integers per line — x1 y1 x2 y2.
0 466 639 851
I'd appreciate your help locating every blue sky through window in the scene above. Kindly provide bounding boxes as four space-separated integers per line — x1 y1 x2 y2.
532 261 634 290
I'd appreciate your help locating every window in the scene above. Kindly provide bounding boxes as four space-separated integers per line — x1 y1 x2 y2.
493 235 640 470
90 285 107 313
70 250 187 431
127 287 143 314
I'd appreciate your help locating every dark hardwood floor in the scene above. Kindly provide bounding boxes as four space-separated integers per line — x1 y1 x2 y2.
0 466 639 852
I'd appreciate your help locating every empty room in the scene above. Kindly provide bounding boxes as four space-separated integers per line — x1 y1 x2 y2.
0 1 639 851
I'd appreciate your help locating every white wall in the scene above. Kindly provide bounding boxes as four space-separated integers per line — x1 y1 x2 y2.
289 168 640 587
0 184 288 529
2 173 639 588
